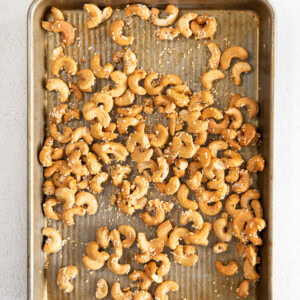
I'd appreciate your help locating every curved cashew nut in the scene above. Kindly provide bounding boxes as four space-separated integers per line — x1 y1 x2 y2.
152 157 169 183
46 79 70 103
42 227 62 253
185 222 212 246
237 280 250 299
129 270 152 290
63 108 80 123
55 187 75 210
188 90 214 112
109 19 134 46
156 27 180 40
43 198 60 220
125 4 150 20
85 241 109 264
109 71 128 97
137 232 164 256
220 46 249 70
111 282 132 300
115 89 135 106
91 123 118 141
216 260 238 276
168 227 190 250
128 70 147 95
49 104 68 124
85 152 102 174
71 127 94 144
232 209 254 242
246 155 265 173
117 105 143 117
49 123 73 143
234 97 259 119
161 74 182 88
196 180 229 203
70 83 83 101
65 141 89 156
150 5 178 26
107 253 131 275
111 165 131 186
177 13 198 38
118 225 136 248
232 62 252 86
191 15 217 39
44 160 71 177
237 123 256 146
177 184 198 211
243 258 260 281
155 281 179 300
67 150 89 176
144 72 163 95
57 266 78 293
95 278 109 299
172 132 199 158
152 253 171 277
82 255 106 270
222 150 243 168
156 220 173 247
225 108 243 130
91 92 114 112
62 206 86 226
144 261 163 283
149 124 169 148
166 88 190 108
77 69 95 92
84 4 112 28
90 53 114 79
173 245 198 266
240 189 260 209
225 194 241 216
89 172 109 194
156 176 180 195
208 114 230 135
50 20 75 45
96 226 110 249
134 291 153 300
198 200 222 216
201 107 223 121
75 191 98 215
245 217 266 246
245 244 259 267
201 69 225 90
207 42 221 69
213 217 232 242
251 200 263 218
232 170 251 194
51 55 77 76
153 95 176 114
180 210 203 229
93 142 128 164
173 158 188 178
213 242 228 254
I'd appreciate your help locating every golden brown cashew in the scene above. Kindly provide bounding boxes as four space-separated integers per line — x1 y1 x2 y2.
134 291 153 300
42 227 62 253
161 74 182 88
93 142 128 164
70 83 83 101
134 251 152 264
71 127 94 144
129 271 152 290
152 253 171 277
237 280 250 299
86 241 110 263
111 165 131 186
173 158 188 178
84 4 112 28
128 70 147 95
196 180 229 203
96 226 110 249
117 105 143 117
114 89 135 106
65 141 89 156
109 71 128 97
95 278 109 299
43 198 60 220
246 155 265 173
125 4 150 20
243 258 260 281
201 69 225 90
225 108 243 130
220 46 249 70
111 282 132 300
222 150 243 168
173 245 198 266
216 260 238 276
237 123 257 146
46 79 70 103
90 53 114 79
166 88 189 108
82 255 106 270
251 200 263 218
118 225 136 248
63 108 80 123
82 103 111 127
245 217 266 246
232 62 252 86
234 97 259 119
75 191 98 215
208 114 230 135
67 150 89 177
156 220 173 247
191 15 217 39
89 172 109 194
152 157 169 183
245 244 258 266
149 124 169 148
213 242 228 254
109 19 134 46
232 209 254 242
107 252 131 275
177 13 198 38
240 189 260 209
180 210 204 229
91 92 114 112
51 55 77 76
188 91 214 112
55 187 75 210
143 72 163 95
77 69 95 92
207 42 221 69
137 232 164 256
49 123 73 143
168 227 190 250
185 222 212 246
50 20 75 45
154 95 176 114
61 207 86 226
232 170 251 194
213 217 232 242
57 266 78 293
91 123 117 141
144 261 163 283
155 281 179 300
49 104 68 124
156 176 180 195
198 200 222 216
225 194 241 216
172 132 199 158
44 160 71 177
150 5 179 26
177 184 198 211
85 152 102 175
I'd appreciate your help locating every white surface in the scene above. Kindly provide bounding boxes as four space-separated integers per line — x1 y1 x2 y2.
0 0 299 299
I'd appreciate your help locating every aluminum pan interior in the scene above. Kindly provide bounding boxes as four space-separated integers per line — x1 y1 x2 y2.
28 0 274 299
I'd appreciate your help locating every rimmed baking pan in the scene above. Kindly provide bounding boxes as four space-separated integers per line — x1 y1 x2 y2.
28 0 274 299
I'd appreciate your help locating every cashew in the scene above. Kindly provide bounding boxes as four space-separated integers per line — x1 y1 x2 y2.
65 141 89 157
143 72 163 95
185 222 212 246
117 105 143 117
128 70 147 95
62 206 86 226
115 89 135 106
201 108 223 122
152 253 171 278
220 46 249 70
137 232 164 256
232 62 252 86
134 251 152 264
225 194 241 216
245 217 266 246
232 170 251 194
172 159 188 178
82 102 111 127
251 200 263 218
82 255 106 270
234 97 259 119
156 176 180 195
72 127 94 144
111 282 132 300
70 83 83 101
156 27 180 40
150 5 179 26
216 260 238 276
67 150 89 176
213 217 232 242
152 157 169 183
156 220 173 247
201 69 225 90
109 19 134 46
109 71 128 97
144 261 163 283
232 209 254 242
196 180 229 203
199 200 222 216
42 227 62 253
168 227 190 250
107 252 131 275
240 189 260 209
75 191 98 215
161 74 182 88
57 266 78 293
91 123 117 141
222 150 243 168
172 132 199 158
225 108 243 130
43 198 60 220
51 55 77 76
246 155 265 173
84 4 112 28
49 123 73 143
207 42 221 69
153 95 176 114
44 160 71 177
84 152 101 175
91 92 114 112
96 278 109 299
188 90 214 111
118 225 136 248
89 172 109 194
55 187 75 210
85 241 110 264
173 245 198 266
237 280 250 299
95 226 110 249
177 13 198 38
93 142 128 164
213 242 228 254
148 124 169 148
111 165 131 186
208 114 230 134
48 104 68 124
46 79 70 103
129 270 152 290
155 281 179 300
125 4 150 20
63 108 80 123
180 210 203 229
243 258 260 281
191 15 217 39
245 244 258 266
134 291 153 300
90 53 114 79
177 184 198 211
77 69 95 92
166 88 189 107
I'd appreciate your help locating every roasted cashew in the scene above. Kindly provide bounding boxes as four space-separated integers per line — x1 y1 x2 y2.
246 155 265 173
222 150 243 168
95 278 109 299
214 217 232 242
65 141 89 156
109 71 128 97
168 227 190 250
93 142 128 164
151 157 169 183
143 72 163 95
148 124 169 148
173 244 198 266
125 4 150 20
67 150 89 176
62 206 86 226
82 255 107 270
85 241 109 264
156 27 180 40
96 226 110 249
109 19 134 46
134 291 153 300
220 46 249 70
207 42 221 69
89 172 109 194
128 70 147 95
44 160 71 178
150 5 179 26
198 200 222 216
177 13 198 38
196 180 229 203
137 160 158 182
118 225 136 248
245 217 266 246
43 198 60 220
111 282 132 300
225 194 241 216
243 258 260 281
84 4 112 28
245 244 258 267
75 191 98 215
71 127 94 144
216 260 238 276
251 200 263 218
177 184 198 211
225 167 240 183
114 89 135 107
90 92 114 113
42 227 62 253
240 189 260 209
90 53 114 79
91 123 117 141
156 220 173 247
208 114 230 134
233 209 254 242
237 280 250 299
110 165 131 186
144 261 163 283
213 242 228 254
154 281 179 300
107 252 131 275
154 95 176 114
129 270 152 290
137 232 164 256
48 104 68 124
70 83 83 101
166 87 189 108
83 102 111 127
156 176 180 195
84 152 102 175
180 210 203 229
191 15 217 39
172 132 199 158
50 20 75 45
152 253 171 277
201 69 225 90
49 123 72 143
51 55 77 76
63 108 80 123
188 90 214 111
232 62 252 86
55 187 75 210
225 108 243 130
185 222 212 246
172 158 188 178
46 79 70 103
57 266 78 293
201 107 223 122
234 97 259 119
134 251 152 264
77 69 95 92
117 105 143 117
161 74 182 88
232 170 251 194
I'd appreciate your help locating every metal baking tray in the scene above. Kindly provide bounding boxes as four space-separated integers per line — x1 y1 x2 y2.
28 0 274 299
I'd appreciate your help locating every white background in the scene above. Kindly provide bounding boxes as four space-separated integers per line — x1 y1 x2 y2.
0 0 299 299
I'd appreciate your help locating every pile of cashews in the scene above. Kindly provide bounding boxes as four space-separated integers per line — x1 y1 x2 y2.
40 4 266 299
